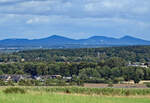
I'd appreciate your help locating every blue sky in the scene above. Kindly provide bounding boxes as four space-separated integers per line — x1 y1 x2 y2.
0 0 150 40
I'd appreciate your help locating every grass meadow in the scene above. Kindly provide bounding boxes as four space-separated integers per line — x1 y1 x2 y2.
0 87 150 103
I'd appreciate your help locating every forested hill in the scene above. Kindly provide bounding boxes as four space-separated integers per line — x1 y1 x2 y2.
1 46 150 63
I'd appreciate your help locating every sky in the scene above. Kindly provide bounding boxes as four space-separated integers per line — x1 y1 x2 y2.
0 0 150 40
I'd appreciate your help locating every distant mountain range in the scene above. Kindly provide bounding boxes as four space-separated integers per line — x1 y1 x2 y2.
0 35 150 48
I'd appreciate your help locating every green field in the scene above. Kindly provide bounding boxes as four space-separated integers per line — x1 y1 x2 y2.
1 92 150 103
0 87 150 103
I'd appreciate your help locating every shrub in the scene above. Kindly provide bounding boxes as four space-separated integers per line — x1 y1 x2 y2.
3 87 26 94
65 89 71 94
56 80 67 86
145 83 150 88
125 90 130 96
0 79 6 86
108 83 113 87
6 80 15 86
113 77 124 84
18 80 33 86
69 82 77 86
77 79 84 86
86 78 106 83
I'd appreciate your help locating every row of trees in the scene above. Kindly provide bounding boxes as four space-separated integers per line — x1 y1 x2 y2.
79 66 150 83
0 57 127 76
0 60 150 83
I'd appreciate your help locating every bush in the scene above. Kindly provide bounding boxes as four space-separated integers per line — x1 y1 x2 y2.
145 83 150 88
6 80 15 86
108 83 114 87
77 79 84 86
65 89 71 94
3 87 26 94
69 82 77 86
0 79 6 86
86 78 106 83
113 77 124 84
56 80 67 86
18 80 33 86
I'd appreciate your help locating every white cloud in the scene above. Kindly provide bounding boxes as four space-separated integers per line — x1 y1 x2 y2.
84 0 150 17
0 0 150 40
26 16 50 24
0 0 18 3
0 0 149 20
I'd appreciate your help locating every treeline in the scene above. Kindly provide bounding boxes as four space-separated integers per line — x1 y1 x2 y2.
1 46 150 84
0 59 150 83
1 46 150 63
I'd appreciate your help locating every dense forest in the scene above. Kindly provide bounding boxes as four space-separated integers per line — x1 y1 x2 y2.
1 46 150 63
0 46 150 84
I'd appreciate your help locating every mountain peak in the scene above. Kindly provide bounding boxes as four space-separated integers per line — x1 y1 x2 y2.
48 35 62 38
120 35 135 39
0 35 150 48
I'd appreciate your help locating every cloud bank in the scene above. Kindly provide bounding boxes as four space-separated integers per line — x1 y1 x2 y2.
0 0 150 40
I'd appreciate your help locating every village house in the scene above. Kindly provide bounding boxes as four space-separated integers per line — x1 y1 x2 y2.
0 75 31 82
41 75 62 80
128 62 148 68
11 75 24 82
0 75 11 82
